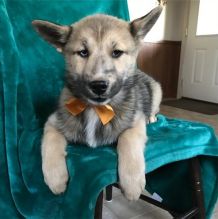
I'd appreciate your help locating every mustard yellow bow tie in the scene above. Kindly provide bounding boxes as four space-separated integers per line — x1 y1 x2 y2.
65 98 115 125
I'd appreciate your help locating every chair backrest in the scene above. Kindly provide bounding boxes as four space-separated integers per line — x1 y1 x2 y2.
0 2 129 217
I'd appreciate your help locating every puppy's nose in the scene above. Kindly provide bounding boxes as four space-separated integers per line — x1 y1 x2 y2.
89 80 108 95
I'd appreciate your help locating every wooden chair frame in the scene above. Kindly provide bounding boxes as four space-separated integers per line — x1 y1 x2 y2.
94 157 206 219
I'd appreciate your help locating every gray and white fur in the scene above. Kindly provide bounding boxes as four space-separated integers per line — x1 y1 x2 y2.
32 6 163 200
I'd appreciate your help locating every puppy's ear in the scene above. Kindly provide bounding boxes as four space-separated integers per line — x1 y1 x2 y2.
129 6 163 40
32 20 72 52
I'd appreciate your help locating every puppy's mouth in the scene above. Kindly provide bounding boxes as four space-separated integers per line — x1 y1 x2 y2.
91 97 107 102
87 97 111 105
67 79 123 105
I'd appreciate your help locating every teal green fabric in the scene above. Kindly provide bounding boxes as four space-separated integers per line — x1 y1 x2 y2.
1 0 218 218
145 115 218 217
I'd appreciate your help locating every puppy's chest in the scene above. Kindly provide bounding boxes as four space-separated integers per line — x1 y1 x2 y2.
69 107 133 147
62 108 133 147
84 108 100 147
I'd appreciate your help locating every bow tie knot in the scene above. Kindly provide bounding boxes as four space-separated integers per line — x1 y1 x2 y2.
65 98 115 125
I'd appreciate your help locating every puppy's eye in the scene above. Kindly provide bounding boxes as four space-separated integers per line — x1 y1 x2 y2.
77 49 89 58
112 50 124 58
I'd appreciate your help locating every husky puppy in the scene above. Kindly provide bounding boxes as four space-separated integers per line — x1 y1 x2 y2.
32 6 162 200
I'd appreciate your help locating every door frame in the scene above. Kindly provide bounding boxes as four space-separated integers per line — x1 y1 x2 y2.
177 0 191 99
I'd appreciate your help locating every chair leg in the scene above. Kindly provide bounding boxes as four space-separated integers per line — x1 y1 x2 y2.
94 191 103 219
190 157 205 219
105 185 113 202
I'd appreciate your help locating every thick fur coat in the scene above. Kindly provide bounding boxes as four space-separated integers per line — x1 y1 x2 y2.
32 6 163 200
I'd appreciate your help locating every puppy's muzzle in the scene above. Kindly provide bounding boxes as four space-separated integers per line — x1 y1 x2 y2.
89 80 108 95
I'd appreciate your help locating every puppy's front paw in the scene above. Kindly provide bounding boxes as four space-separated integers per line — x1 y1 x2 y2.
119 161 145 201
119 171 145 201
148 115 157 124
43 157 68 194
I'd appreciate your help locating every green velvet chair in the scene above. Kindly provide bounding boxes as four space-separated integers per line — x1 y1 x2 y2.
1 1 218 219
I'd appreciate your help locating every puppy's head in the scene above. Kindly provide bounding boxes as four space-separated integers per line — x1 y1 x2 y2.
32 6 162 105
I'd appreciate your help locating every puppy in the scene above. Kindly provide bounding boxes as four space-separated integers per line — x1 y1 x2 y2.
32 6 162 201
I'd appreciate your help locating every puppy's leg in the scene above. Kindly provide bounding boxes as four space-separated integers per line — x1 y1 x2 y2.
149 81 162 123
41 114 68 194
117 112 146 201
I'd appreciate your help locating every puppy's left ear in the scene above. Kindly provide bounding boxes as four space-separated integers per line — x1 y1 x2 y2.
32 20 72 52
130 6 163 40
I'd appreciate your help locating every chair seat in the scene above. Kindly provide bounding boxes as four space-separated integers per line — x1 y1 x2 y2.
65 115 218 218
1 114 218 218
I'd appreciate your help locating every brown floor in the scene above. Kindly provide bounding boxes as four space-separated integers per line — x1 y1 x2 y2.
162 98 218 115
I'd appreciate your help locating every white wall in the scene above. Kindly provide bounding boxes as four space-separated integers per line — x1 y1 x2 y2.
164 0 188 41
127 0 157 19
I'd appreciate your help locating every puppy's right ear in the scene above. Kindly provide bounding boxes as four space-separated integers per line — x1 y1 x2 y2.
32 20 72 52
